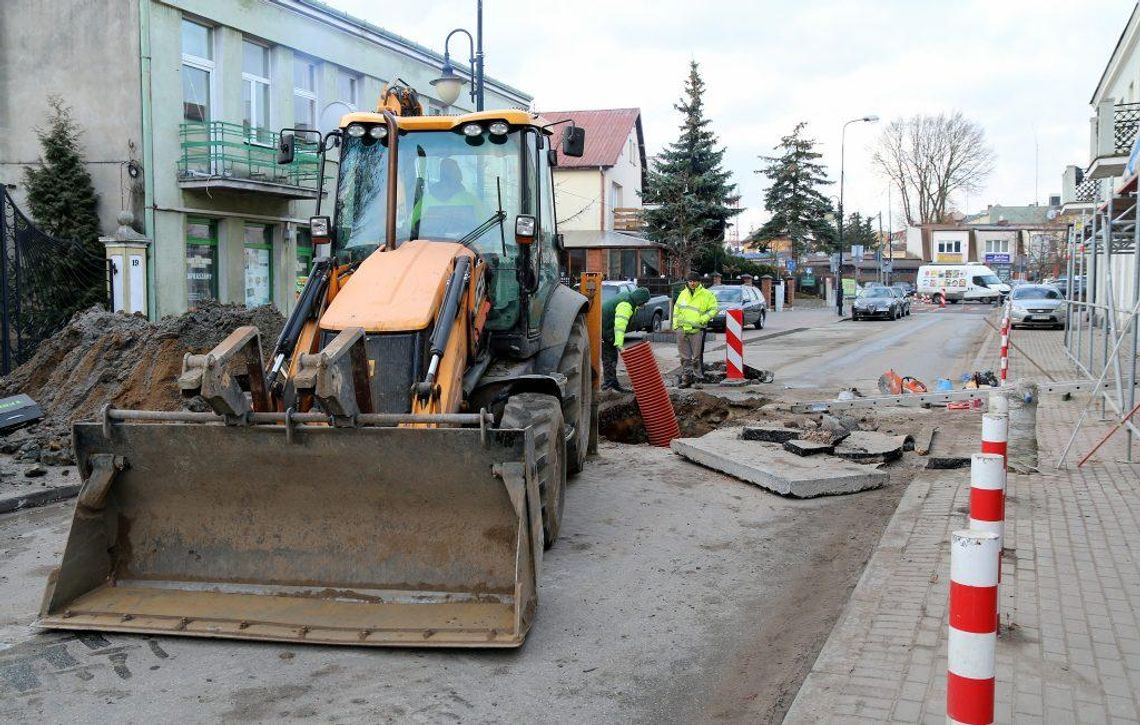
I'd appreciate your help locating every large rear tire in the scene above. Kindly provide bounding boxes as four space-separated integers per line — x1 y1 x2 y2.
558 315 592 476
501 393 567 549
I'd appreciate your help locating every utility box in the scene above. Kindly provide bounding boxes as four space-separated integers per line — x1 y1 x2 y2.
104 241 149 315
102 211 151 316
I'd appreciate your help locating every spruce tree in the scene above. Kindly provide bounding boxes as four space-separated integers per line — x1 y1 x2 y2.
23 96 102 254
842 211 878 252
642 61 741 275
752 122 835 263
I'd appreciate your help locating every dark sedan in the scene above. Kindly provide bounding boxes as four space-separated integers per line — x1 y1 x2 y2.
707 285 768 330
852 287 903 320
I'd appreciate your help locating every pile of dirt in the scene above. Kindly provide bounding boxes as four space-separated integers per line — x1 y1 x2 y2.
0 302 284 466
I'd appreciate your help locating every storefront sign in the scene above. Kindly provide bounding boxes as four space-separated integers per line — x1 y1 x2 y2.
935 252 963 263
984 253 1010 264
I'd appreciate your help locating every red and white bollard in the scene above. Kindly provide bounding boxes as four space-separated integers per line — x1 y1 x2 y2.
940 288 948 308
981 413 1008 466
725 308 744 380
948 529 1000 725
970 452 1006 581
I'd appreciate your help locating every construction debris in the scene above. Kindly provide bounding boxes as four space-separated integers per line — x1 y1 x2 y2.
833 431 909 464
783 439 835 456
741 425 800 443
671 428 887 498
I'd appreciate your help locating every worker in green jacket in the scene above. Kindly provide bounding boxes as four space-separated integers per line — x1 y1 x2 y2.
673 271 719 388
601 287 651 391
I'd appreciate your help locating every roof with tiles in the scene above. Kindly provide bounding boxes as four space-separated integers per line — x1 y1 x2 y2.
540 108 645 172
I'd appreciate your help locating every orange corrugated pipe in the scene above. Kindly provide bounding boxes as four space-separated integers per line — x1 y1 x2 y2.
620 341 679 447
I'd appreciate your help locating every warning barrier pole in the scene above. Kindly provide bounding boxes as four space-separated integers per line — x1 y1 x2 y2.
999 315 1010 383
981 413 1008 467
948 529 1000 725
725 309 744 380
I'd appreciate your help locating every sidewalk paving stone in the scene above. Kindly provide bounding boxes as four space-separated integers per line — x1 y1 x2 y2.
785 326 1140 723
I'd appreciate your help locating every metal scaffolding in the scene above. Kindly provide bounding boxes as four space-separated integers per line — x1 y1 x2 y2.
1063 173 1140 460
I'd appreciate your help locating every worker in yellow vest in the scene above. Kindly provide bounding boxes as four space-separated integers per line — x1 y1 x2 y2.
672 271 718 388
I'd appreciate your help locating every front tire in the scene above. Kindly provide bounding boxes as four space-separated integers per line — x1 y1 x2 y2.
651 310 663 332
558 315 592 476
501 393 567 548
755 311 766 330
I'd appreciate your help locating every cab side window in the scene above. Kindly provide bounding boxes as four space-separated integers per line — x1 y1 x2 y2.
972 276 988 287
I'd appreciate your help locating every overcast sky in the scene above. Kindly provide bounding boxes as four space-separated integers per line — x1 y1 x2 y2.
332 0 1133 237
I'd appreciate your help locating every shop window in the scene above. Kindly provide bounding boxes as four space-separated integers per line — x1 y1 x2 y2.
639 249 660 277
243 224 273 307
295 227 313 294
186 218 218 308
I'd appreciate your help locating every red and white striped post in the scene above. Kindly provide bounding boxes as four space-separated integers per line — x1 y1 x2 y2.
981 413 1008 467
725 308 744 380
948 529 1000 725
970 452 1006 582
998 315 1010 383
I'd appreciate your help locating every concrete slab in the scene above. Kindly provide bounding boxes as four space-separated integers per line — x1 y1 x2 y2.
670 428 888 498
833 431 906 464
913 426 936 456
783 439 835 456
741 425 800 443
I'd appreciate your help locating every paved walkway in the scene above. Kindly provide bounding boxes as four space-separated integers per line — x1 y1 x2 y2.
785 326 1140 723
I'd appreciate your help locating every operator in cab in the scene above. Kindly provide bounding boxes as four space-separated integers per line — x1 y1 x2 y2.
602 287 651 392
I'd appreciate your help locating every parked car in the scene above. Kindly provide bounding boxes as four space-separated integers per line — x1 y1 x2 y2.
852 286 903 320
601 281 671 331
891 282 915 298
888 286 911 316
1052 276 1086 300
707 285 768 330
1009 284 1066 329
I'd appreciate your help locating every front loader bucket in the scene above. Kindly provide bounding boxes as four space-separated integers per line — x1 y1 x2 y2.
39 417 543 648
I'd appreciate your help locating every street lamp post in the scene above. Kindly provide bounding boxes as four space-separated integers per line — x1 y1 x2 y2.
430 0 485 111
837 115 879 317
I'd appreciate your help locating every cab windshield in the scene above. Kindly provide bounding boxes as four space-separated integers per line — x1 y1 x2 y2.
334 127 525 262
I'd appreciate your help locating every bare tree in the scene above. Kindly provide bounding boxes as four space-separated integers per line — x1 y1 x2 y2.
873 112 995 225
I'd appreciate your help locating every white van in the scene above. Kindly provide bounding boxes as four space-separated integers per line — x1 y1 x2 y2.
916 263 1011 303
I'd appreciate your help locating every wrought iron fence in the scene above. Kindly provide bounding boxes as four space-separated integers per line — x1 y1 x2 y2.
177 121 321 188
0 188 112 375
1113 102 1140 155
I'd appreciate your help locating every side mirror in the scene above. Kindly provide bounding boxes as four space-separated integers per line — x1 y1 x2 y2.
562 126 585 158
277 133 296 165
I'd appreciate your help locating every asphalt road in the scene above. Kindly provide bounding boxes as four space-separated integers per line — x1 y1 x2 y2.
0 305 994 724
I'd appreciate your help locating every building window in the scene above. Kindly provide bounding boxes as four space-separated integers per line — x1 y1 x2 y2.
293 56 317 131
337 70 359 107
629 138 637 165
243 223 273 307
181 20 212 122
565 249 587 278
610 181 623 212
295 227 313 294
937 239 961 254
428 99 448 116
607 248 659 280
242 40 271 142
186 217 218 308
984 239 1008 254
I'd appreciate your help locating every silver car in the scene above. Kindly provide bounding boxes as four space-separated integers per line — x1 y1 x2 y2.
1009 284 1065 329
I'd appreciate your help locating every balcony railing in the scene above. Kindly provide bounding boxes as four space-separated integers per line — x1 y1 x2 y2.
1075 176 1101 203
612 207 645 232
177 121 320 192
1112 102 1140 155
